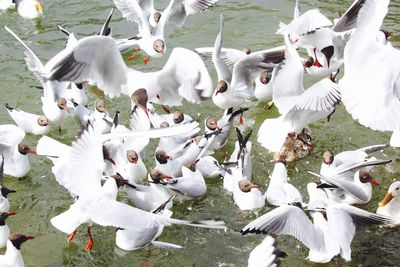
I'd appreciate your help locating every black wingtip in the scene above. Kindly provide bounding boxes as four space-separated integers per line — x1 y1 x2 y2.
5 103 13 111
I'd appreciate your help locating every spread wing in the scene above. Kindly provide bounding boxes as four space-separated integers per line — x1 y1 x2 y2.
44 35 128 98
112 0 152 36
156 48 213 105
241 206 325 253
230 46 285 99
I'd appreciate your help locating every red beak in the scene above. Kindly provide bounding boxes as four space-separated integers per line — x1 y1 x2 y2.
28 149 37 155
25 235 35 240
370 179 380 187
250 183 260 189
6 211 17 216
162 175 173 180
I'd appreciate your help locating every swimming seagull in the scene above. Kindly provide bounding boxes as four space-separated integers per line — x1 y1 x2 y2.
0 125 36 178
4 26 71 124
339 0 400 147
0 156 17 212
266 162 303 207
0 212 17 249
5 104 50 135
0 233 34 267
257 34 341 153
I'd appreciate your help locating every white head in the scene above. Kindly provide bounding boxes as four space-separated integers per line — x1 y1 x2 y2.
379 181 400 207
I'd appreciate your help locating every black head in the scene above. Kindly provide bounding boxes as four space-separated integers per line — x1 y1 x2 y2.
322 150 334 165
9 233 34 250
154 12 162 23
259 71 271 84
153 39 165 55
303 56 314 68
155 150 171 164
215 80 228 95
1 186 16 198
95 99 106 113
18 144 36 156
0 211 16 226
111 173 129 188
173 111 184 124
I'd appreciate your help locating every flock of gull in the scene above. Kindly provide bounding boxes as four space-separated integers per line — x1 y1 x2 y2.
1 0 400 266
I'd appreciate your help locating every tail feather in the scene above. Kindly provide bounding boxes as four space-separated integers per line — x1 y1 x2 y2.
50 207 86 234
257 117 289 152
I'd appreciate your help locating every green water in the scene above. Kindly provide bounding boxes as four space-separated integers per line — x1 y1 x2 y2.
0 0 400 266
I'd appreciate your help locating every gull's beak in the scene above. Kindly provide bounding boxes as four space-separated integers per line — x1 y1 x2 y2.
369 179 380 187
379 192 394 207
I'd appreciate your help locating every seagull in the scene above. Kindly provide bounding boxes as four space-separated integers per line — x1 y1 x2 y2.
5 104 50 135
160 164 207 199
0 125 36 178
308 165 390 205
3 26 70 123
377 181 400 219
277 0 366 78
42 35 212 105
199 108 248 157
115 196 182 251
131 0 220 29
125 169 174 212
266 162 303 207
320 144 389 178
15 0 43 19
338 0 400 147
257 34 341 153
211 15 285 109
232 177 264 211
0 157 16 212
247 235 286 267
0 233 34 267
0 212 16 249
241 193 400 263
253 67 278 103
155 137 208 178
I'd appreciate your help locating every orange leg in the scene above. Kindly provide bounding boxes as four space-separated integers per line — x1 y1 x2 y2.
85 227 94 251
143 56 151 64
67 230 77 242
128 48 141 61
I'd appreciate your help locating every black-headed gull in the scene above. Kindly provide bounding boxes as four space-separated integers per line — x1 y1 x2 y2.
112 0 174 63
266 162 303 207
0 233 34 267
16 0 43 19
0 158 16 212
0 212 16 249
125 169 174 212
232 177 264 211
278 0 366 78
199 108 247 158
116 196 182 251
5 104 50 135
160 164 207 198
4 26 70 124
257 34 341 153
211 15 285 109
320 144 389 178
241 187 400 263
309 164 390 205
0 125 36 178
247 235 286 267
43 35 212 105
377 181 400 219
339 0 400 147
132 0 220 28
